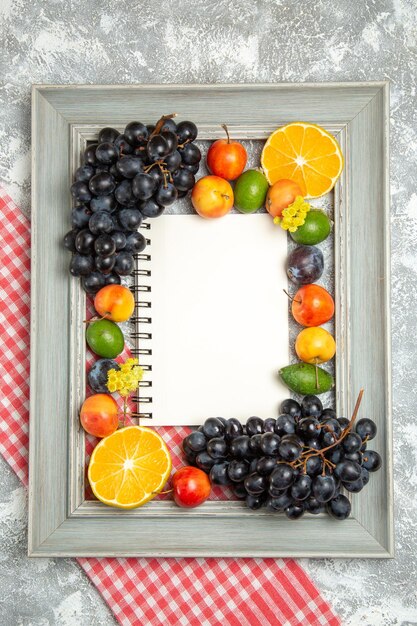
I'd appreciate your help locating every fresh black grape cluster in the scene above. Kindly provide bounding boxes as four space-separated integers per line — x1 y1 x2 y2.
63 116 201 294
182 395 381 520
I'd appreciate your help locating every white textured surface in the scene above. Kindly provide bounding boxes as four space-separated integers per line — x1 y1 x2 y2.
1 0 417 624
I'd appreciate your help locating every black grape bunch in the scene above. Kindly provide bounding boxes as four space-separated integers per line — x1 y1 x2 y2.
63 114 201 294
182 390 382 520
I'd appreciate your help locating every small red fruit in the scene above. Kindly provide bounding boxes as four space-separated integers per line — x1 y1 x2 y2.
172 466 211 508
206 124 247 181
291 284 335 327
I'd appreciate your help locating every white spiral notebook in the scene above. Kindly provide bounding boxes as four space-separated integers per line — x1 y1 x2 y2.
134 213 289 426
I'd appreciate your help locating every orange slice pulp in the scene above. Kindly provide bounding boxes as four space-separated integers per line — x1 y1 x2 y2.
88 426 172 509
261 122 344 198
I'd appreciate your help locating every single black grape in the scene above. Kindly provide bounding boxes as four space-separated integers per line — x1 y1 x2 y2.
179 142 201 165
246 494 265 510
246 416 264 436
96 142 118 165
327 447 344 464
155 182 178 207
248 433 262 455
185 431 207 453
327 494 351 520
71 181 92 203
89 211 114 235
338 417 350 430
104 273 121 286
225 418 243 440
262 418 276 433
202 417 225 439
285 503 305 520
210 462 231 486
217 417 227 428
88 358 119 393
280 399 301 419
278 440 301 462
343 451 363 464
355 418 377 441
124 121 149 146
305 496 325 515
95 255 116 274
270 464 295 490
244 472 267 496
63 230 78 252
249 458 258 474
75 229 95 254
298 417 320 439
114 134 134 155
146 166 165 187
118 208 143 231
305 455 323 476
160 118 177 133
89 172 116 196
321 418 342 438
116 156 143 179
301 395 323 418
147 134 170 161
227 460 249 483
132 173 157 200
305 438 321 450
81 271 106 294
115 180 136 207
71 205 91 230
362 450 382 472
114 251 134 276
290 475 312 501
69 254 94 276
321 431 337 447
312 475 337 503
111 231 127 251
281 433 304 448
98 127 120 144
260 432 281 456
321 408 337 420
229 435 251 459
176 120 198 143
207 437 228 459
275 414 295 437
334 460 362 483
342 478 364 493
84 143 99 166
164 151 182 172
256 456 277 476
172 168 195 191
90 195 117 213
195 451 216 472
161 130 178 153
361 466 370 485
94 234 116 257
342 432 363 453
140 198 165 218
74 165 95 183
124 231 147 253
179 164 198 178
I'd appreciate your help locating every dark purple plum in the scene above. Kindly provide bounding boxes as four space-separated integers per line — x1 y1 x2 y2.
286 245 324 285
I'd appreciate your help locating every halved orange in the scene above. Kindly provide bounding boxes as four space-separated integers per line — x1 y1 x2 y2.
88 426 172 509
261 122 344 198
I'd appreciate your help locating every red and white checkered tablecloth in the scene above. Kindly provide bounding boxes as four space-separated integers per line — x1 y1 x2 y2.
0 187 340 626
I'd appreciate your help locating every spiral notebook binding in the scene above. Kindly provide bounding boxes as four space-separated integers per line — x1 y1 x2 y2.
132 222 153 420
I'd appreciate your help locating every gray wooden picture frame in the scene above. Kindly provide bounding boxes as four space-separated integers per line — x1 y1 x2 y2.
29 82 393 558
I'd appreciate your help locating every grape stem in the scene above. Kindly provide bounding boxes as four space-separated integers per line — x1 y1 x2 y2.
150 113 178 138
